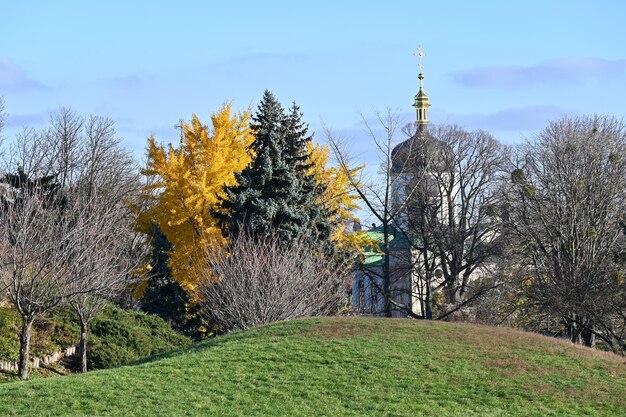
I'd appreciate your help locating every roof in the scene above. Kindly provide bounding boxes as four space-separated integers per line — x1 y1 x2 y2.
391 128 452 174
361 226 393 265
359 224 412 266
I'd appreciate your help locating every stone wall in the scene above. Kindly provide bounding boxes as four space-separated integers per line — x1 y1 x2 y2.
0 345 77 372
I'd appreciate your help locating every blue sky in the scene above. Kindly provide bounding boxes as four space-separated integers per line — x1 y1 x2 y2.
1 0 626 160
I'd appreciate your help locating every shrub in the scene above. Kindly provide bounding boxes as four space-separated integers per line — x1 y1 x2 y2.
199 233 351 332
0 303 190 370
85 304 190 370
0 308 19 362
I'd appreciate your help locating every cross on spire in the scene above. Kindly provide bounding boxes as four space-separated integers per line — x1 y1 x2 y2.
412 46 430 127
415 46 426 72
174 118 185 145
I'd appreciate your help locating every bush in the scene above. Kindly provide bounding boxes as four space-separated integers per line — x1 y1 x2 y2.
0 303 190 370
0 308 19 362
0 307 77 362
199 233 351 332
85 304 190 370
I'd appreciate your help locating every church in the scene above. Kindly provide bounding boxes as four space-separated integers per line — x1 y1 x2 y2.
351 58 464 319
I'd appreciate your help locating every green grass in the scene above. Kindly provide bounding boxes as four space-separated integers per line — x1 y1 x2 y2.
0 317 624 416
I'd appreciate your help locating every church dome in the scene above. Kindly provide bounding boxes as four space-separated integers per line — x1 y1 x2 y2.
391 128 452 174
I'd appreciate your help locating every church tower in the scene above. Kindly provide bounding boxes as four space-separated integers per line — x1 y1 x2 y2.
388 47 451 319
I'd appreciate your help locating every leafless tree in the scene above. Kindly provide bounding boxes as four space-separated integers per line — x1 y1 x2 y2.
505 115 626 351
0 187 94 380
0 108 142 377
198 232 350 332
327 112 507 320
59 113 140 372
326 109 429 317
67 207 136 372
403 124 509 319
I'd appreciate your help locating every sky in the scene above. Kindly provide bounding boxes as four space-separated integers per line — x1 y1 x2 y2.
1 0 626 164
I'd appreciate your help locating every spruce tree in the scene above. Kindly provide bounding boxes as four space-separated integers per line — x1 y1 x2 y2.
221 90 332 244
282 103 333 242
140 223 189 331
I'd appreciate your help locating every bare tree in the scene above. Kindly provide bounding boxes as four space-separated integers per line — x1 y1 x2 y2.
326 109 427 317
67 206 135 372
198 232 350 332
0 108 141 377
61 113 140 372
0 187 93 380
327 114 507 320
404 124 508 318
506 115 626 350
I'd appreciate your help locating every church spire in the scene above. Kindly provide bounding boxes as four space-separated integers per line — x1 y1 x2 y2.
413 46 430 128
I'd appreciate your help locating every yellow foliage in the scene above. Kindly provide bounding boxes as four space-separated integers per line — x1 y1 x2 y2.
135 105 253 295
307 142 372 254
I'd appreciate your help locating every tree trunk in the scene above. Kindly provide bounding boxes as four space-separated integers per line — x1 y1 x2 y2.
382 223 392 318
80 320 89 373
569 315 582 344
18 318 34 380
424 281 433 320
581 327 595 348
445 281 458 305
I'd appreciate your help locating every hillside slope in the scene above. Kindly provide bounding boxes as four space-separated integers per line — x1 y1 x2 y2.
0 318 624 416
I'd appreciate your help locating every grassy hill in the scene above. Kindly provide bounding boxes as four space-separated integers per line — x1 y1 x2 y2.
0 317 624 416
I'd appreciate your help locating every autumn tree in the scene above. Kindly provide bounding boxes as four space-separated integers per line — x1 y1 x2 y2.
505 115 626 350
136 105 253 294
307 142 369 254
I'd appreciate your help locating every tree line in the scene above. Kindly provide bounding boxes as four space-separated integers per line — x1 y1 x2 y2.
329 110 626 353
0 92 625 383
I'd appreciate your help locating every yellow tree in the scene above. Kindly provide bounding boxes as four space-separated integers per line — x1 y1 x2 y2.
136 105 253 294
307 142 372 254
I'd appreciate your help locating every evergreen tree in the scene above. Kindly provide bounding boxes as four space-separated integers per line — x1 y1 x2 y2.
221 91 306 241
140 223 189 331
220 90 335 243
0 166 62 210
282 103 333 242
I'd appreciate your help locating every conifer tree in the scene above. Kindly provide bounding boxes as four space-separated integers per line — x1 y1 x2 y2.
221 91 332 243
140 224 189 330
283 103 333 242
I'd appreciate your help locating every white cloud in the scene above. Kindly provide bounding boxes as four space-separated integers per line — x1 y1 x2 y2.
453 58 626 87
0 58 47 92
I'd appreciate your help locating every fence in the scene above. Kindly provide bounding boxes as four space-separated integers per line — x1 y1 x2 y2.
0 345 77 372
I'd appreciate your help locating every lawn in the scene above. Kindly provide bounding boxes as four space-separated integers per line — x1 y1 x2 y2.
0 317 624 416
